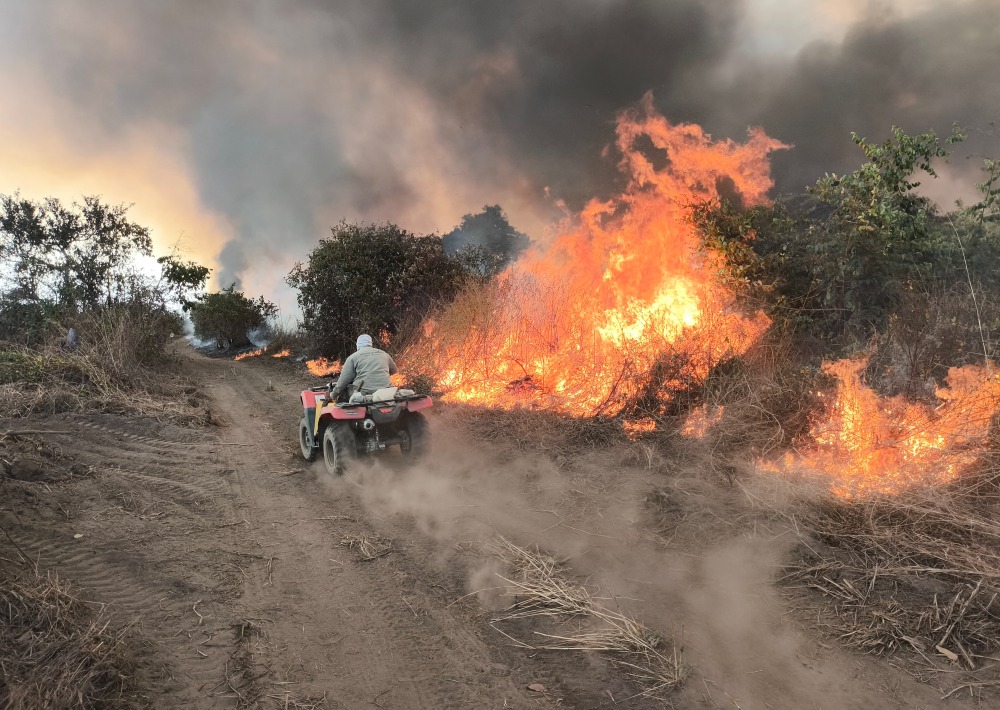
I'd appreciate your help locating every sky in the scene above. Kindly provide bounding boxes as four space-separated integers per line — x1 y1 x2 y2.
1 0 997 312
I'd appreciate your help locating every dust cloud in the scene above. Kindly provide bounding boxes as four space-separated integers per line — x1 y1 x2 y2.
315 412 916 708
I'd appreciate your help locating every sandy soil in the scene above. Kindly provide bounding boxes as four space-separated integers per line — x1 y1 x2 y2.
0 346 985 708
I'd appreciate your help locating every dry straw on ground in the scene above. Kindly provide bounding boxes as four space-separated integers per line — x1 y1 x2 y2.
340 532 394 561
783 468 1000 698
488 536 687 698
453 405 624 460
0 569 134 710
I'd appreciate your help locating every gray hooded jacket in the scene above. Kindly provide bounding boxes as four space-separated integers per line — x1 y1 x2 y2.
333 346 398 396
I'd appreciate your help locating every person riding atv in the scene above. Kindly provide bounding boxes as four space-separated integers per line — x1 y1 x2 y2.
298 333 431 474
331 334 397 402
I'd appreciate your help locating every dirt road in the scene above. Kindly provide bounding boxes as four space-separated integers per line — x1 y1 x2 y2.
1 346 976 708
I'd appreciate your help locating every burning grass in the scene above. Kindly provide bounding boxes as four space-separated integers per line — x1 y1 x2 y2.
0 569 135 709
489 536 687 698
764 357 1000 499
305 357 341 378
233 348 264 361
401 98 784 418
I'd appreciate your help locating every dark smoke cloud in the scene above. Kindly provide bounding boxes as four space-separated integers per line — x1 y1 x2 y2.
740 2 1000 195
363 0 741 206
2 0 997 299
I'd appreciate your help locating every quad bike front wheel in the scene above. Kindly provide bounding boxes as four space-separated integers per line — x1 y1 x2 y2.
400 411 430 463
322 422 356 475
299 417 317 461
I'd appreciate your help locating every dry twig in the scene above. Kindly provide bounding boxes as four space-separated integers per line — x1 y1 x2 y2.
784 472 1000 695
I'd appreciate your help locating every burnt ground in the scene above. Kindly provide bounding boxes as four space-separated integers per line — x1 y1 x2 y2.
0 345 982 709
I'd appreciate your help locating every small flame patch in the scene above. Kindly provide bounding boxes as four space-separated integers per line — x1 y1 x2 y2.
306 358 341 377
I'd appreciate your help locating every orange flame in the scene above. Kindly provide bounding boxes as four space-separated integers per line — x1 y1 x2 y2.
306 358 341 377
623 417 657 440
235 348 265 361
402 96 785 416
235 347 290 361
764 358 1000 498
681 404 725 438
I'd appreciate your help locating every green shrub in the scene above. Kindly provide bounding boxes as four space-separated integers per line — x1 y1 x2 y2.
287 221 473 358
188 285 277 349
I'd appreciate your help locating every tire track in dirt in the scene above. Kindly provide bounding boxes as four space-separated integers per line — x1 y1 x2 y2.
150 348 1000 710
1 413 251 708
3 349 655 708
192 352 540 708
17 536 233 707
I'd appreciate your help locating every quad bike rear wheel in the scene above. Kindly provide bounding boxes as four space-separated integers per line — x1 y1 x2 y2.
400 411 429 462
323 422 356 475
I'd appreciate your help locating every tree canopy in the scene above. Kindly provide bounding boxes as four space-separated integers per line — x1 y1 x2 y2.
0 193 209 343
692 125 1000 344
287 221 473 357
442 205 531 276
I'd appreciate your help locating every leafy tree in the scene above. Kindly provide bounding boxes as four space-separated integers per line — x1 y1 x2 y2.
188 285 277 349
156 254 211 308
803 126 963 334
938 157 1000 285
1 194 153 310
0 193 210 344
442 205 531 276
695 127 977 343
691 198 803 311
287 222 472 357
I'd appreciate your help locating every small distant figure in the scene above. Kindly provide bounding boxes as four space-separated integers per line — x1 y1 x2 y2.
64 327 79 350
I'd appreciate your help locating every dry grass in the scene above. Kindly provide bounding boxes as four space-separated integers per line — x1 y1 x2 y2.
340 532 393 561
489 536 687 698
449 405 625 460
0 302 206 424
0 569 134 710
0 344 201 424
675 328 815 457
259 321 306 356
783 469 1000 696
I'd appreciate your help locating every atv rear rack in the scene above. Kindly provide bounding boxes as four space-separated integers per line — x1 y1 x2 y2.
335 393 429 407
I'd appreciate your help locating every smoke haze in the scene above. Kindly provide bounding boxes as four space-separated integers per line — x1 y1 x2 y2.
1 0 996 304
328 415 949 708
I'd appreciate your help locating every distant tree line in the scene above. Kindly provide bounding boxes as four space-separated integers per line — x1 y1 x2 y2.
0 193 209 351
0 193 282 355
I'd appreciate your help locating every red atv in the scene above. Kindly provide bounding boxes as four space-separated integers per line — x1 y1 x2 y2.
298 383 432 474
